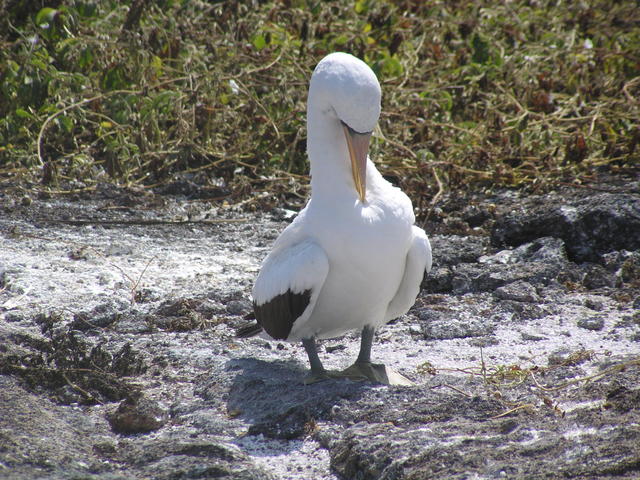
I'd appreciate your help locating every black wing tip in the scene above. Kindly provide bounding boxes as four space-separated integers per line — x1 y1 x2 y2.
252 289 311 341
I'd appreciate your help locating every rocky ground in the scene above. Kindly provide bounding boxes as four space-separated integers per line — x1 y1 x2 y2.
1 177 639 480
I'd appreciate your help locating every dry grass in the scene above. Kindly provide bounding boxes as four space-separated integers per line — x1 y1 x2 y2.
1 0 638 212
418 349 640 418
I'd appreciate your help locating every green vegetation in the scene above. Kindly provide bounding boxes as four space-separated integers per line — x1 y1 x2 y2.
1 0 638 209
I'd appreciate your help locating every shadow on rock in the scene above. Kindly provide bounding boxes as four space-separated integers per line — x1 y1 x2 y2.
491 193 640 263
225 357 370 441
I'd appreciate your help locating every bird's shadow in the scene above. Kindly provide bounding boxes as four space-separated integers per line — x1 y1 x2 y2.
225 357 371 443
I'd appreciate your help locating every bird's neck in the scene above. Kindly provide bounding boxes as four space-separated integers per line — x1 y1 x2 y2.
307 109 360 203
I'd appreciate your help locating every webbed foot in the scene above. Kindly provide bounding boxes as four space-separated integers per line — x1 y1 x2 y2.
338 362 414 386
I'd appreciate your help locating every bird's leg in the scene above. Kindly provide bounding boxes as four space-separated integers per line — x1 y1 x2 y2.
302 337 332 384
356 325 375 364
339 326 414 386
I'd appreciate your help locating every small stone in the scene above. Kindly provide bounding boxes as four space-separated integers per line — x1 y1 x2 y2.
581 264 615 289
495 281 539 303
521 332 546 342
422 266 454 293
325 344 346 353
226 299 252 316
577 316 605 331
604 385 640 413
499 419 519 434
70 310 120 331
5 312 24 323
420 309 494 339
271 208 297 221
547 348 572 366
513 237 568 264
461 204 492 228
468 336 500 347
500 300 545 321
408 325 422 335
584 298 604 311
107 393 167 434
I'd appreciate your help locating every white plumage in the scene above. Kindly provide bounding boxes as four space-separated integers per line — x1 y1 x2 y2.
250 52 432 384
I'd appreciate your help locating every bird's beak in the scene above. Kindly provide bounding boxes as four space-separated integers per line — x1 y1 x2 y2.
342 122 371 203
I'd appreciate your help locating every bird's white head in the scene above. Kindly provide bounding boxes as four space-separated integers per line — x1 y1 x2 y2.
307 52 381 203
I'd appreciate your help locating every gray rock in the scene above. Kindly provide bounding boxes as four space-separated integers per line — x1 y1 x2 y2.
4 311 25 322
422 266 454 293
227 299 252 316
491 193 640 262
107 393 168 434
0 268 8 289
70 301 125 331
114 436 272 480
577 315 606 331
521 332 547 341
0 376 112 480
418 309 494 339
500 300 547 321
443 237 572 295
495 280 539 303
481 237 568 265
427 235 489 267
425 237 570 295
603 250 640 286
461 204 493 227
584 297 605 311
327 366 640 480
580 263 616 289
2 186 639 480
451 260 563 294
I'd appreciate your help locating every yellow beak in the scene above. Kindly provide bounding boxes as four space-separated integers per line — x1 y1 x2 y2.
342 122 371 203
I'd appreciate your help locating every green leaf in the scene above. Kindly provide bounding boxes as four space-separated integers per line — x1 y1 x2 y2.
333 34 348 46
471 33 491 64
56 115 74 133
440 90 453 112
30 57 49 71
252 34 266 51
354 0 368 14
152 90 177 112
101 66 128 90
78 47 94 69
381 56 403 77
36 8 58 28
15 108 33 119
151 55 163 76
76 2 97 17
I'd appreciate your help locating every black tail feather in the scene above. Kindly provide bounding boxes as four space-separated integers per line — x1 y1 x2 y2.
236 323 263 338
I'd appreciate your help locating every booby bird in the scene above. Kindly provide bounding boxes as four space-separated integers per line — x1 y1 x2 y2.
249 52 432 384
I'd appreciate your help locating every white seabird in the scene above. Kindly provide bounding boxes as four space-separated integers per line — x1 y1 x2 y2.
249 52 432 384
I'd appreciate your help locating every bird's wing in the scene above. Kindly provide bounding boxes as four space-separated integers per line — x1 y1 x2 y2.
384 225 432 321
252 238 329 340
